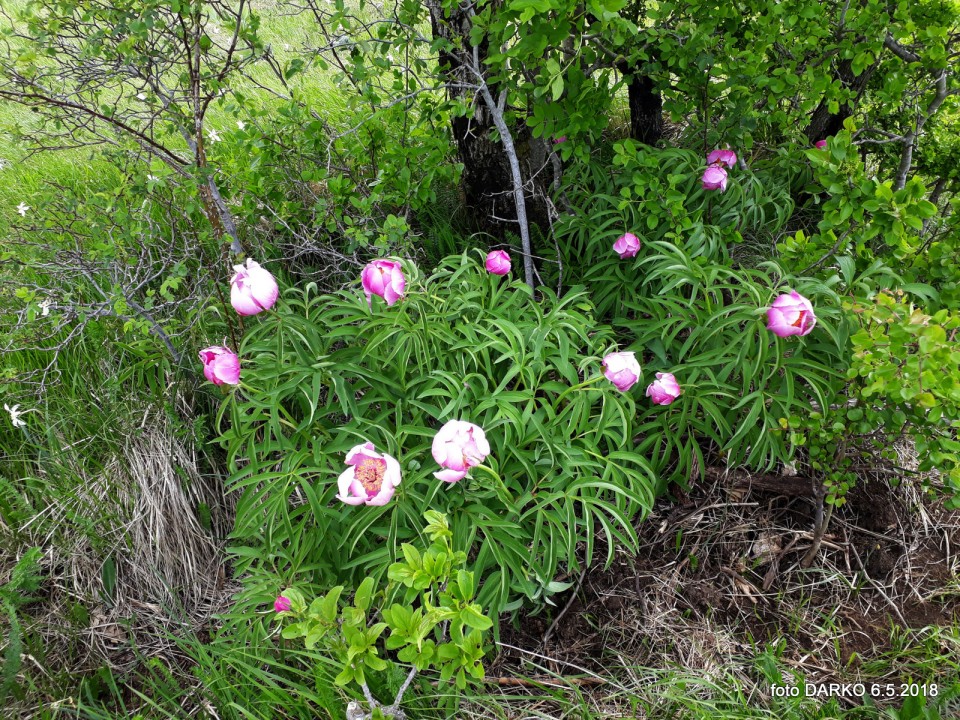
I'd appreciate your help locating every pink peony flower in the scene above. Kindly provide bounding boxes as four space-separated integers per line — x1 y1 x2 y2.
432 420 491 483
766 290 817 337
336 442 402 506
814 139 827 150
274 595 292 613
707 149 737 168
199 346 240 385
231 258 279 316
613 232 640 259
553 136 567 144
361 260 406 306
646 372 682 405
485 250 511 275
602 351 641 392
702 165 728 192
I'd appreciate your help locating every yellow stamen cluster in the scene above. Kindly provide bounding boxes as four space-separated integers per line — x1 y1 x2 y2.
355 457 386 496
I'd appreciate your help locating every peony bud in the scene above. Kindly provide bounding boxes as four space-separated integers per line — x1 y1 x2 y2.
361 260 406 307
766 290 817 337
702 165 728 192
613 232 640 259
485 250 511 275
231 259 279 316
274 595 292 613
707 149 737 168
432 420 490 483
602 351 641 392
199 346 240 385
646 372 682 405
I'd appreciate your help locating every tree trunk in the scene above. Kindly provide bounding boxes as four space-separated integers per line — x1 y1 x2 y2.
805 58 876 143
622 62 662 146
426 0 554 236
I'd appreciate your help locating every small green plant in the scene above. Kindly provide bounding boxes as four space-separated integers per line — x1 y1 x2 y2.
276 511 491 718
0 547 43 703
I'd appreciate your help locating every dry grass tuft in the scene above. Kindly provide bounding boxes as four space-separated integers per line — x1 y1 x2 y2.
2 402 234 716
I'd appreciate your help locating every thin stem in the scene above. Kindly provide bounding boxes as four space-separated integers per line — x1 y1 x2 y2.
801 486 834 568
473 463 515 504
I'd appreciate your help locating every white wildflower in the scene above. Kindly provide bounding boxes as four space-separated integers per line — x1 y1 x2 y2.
207 128 221 143
147 174 159 182
4 404 26 428
39 299 51 316
137 92 147 101
236 120 246 130
17 202 29 216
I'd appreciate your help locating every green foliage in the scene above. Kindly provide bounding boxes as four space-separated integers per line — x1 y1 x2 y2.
553 143 797 318
779 129 941 277
847 293 960 503
278 511 491 713
0 547 43 703
220 251 657 621
620 246 848 483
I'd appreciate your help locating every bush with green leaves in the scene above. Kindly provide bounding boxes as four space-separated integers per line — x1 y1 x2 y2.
846 292 960 503
219 250 657 623
779 129 941 276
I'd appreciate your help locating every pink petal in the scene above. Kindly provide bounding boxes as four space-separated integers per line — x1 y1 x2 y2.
435 468 468 483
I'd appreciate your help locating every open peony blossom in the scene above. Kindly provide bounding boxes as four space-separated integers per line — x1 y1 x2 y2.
336 442 402 506
361 260 406 306
602 351 641 392
231 259 279 315
613 232 640 259
274 595 292 613
702 165 728 192
766 291 817 337
485 250 511 275
814 139 827 150
432 420 490 483
707 149 737 168
646 372 682 405
199 346 240 385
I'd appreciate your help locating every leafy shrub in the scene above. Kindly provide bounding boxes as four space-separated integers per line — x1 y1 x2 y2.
219 251 657 622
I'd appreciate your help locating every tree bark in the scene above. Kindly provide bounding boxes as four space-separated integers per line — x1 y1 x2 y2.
426 0 554 237
804 58 876 143
620 57 662 146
